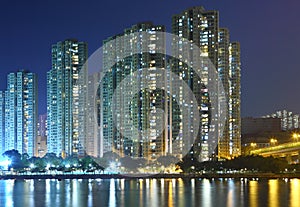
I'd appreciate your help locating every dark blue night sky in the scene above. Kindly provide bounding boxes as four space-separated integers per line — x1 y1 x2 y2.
0 0 299 117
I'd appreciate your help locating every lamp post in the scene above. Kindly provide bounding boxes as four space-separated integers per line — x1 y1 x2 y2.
270 138 277 146
292 133 300 142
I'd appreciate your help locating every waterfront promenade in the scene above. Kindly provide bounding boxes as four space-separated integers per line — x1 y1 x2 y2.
1 172 300 180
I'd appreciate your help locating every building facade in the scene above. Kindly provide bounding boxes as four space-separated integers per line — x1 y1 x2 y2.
35 114 47 157
228 42 241 157
37 114 47 137
102 22 167 161
47 39 88 157
0 91 4 154
2 71 37 156
263 110 299 131
86 72 102 157
172 6 241 160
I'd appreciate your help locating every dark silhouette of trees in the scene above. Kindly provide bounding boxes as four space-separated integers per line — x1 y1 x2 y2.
177 155 290 173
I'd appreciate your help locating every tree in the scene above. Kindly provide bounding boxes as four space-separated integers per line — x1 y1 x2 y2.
103 151 120 162
80 156 96 171
21 153 30 168
157 155 180 167
43 153 62 168
2 149 23 170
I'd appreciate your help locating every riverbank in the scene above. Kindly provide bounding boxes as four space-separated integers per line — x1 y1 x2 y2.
1 172 300 180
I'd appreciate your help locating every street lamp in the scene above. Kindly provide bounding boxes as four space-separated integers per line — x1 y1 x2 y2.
292 133 300 142
270 138 277 146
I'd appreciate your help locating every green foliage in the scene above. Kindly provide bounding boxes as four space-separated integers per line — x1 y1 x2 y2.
79 156 104 171
43 153 63 167
2 149 23 170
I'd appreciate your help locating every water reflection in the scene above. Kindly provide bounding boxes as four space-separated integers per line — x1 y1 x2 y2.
290 179 300 207
268 179 279 207
202 179 211 207
0 178 299 207
249 180 258 207
227 179 234 207
168 180 174 207
109 179 116 207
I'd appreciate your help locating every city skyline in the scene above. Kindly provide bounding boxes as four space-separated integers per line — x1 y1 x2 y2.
0 0 299 117
45 5 241 161
0 6 242 162
0 2 300 207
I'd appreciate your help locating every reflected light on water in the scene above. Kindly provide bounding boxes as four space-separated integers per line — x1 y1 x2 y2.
160 179 164 190
150 179 158 207
1 178 300 207
109 179 116 207
227 179 235 207
168 180 174 207
249 181 258 207
202 179 211 207
290 179 300 207
139 179 143 206
45 179 50 206
72 179 78 206
191 178 195 188
88 180 93 206
177 178 184 207
160 179 165 204
5 180 14 207
146 179 150 189
172 178 176 188
120 179 125 190
268 180 279 207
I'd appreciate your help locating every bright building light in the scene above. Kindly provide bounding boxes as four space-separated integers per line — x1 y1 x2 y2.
0 159 11 170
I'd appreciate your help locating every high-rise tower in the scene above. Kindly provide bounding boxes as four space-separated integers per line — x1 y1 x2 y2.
0 91 5 154
172 6 241 160
47 39 88 157
86 72 101 157
3 70 37 156
102 22 167 161
228 42 241 157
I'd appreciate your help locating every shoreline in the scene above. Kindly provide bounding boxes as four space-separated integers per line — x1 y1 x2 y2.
1 173 300 180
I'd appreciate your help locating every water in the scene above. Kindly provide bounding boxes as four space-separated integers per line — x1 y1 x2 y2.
0 178 299 207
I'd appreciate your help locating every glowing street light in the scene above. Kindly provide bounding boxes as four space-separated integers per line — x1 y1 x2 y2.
270 138 278 146
250 142 257 148
292 133 300 142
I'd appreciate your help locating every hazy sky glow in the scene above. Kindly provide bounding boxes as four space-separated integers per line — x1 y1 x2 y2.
0 0 299 116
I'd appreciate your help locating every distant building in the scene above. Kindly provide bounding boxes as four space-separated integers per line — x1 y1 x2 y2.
37 114 47 137
2 70 38 156
47 39 88 157
35 135 47 157
263 110 299 131
86 72 101 157
242 117 281 135
35 114 47 157
241 117 290 153
0 91 4 154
